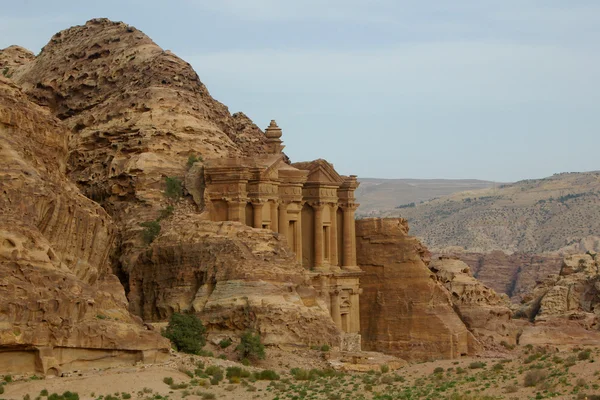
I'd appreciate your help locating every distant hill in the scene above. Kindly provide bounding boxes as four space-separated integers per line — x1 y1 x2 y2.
356 178 499 215
361 171 600 254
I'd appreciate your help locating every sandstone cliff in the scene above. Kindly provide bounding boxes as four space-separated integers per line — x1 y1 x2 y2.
0 76 169 375
515 253 600 346
356 218 481 361
429 257 517 347
4 19 341 349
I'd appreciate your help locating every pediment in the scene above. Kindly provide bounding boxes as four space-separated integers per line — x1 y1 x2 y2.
295 159 343 184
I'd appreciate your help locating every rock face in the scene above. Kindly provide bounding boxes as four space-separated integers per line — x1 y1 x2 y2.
0 45 34 78
128 217 341 347
429 257 517 347
6 19 344 348
356 218 480 361
454 251 564 302
0 76 169 375
516 253 600 346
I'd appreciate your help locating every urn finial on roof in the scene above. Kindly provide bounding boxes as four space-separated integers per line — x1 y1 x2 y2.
265 119 282 139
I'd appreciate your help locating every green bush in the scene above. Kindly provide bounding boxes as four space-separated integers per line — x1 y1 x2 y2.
219 338 233 349
3 375 12 383
579 349 592 360
158 206 174 220
163 377 174 385
164 177 183 199
40 389 48 396
256 370 280 381
236 331 265 361
187 155 203 168
140 220 161 244
320 344 330 352
524 369 547 387
0 385 3 395
162 313 206 354
468 361 486 369
380 364 389 373
433 367 444 374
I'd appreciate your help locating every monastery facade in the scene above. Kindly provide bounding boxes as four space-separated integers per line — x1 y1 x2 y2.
204 121 362 339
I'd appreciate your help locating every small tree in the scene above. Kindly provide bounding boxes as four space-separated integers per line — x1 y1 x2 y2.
140 220 161 244
163 313 206 354
164 177 183 200
236 330 265 361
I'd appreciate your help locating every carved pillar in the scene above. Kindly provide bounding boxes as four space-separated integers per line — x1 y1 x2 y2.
350 289 361 333
330 204 338 268
278 202 288 238
342 204 357 267
313 203 325 270
270 201 278 232
227 200 246 223
252 201 263 228
330 289 342 330
295 212 303 263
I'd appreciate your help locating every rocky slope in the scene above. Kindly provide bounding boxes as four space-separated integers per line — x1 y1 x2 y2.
356 218 516 361
429 257 517 347
361 172 600 301
2 19 341 349
516 253 600 346
356 178 497 216
373 172 600 254
0 75 169 375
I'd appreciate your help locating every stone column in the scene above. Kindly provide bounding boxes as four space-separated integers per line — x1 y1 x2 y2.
330 204 339 268
330 289 342 330
313 203 325 270
270 201 278 232
350 289 361 333
227 200 246 223
278 202 288 238
342 204 357 267
295 212 303 263
252 201 264 229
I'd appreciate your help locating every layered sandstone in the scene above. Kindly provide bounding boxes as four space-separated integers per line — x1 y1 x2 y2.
128 217 341 347
429 257 517 347
0 45 34 78
516 253 600 346
0 76 169 375
8 18 344 347
356 218 480 361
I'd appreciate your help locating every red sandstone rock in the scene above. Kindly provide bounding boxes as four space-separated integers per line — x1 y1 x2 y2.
356 218 480 361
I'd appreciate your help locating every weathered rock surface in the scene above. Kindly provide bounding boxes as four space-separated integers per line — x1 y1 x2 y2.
5 18 346 351
0 76 169 375
429 257 517 347
0 45 34 78
129 217 341 347
356 218 480 361
434 250 564 302
516 253 600 346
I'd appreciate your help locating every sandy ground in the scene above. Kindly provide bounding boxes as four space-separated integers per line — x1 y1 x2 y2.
2 346 600 400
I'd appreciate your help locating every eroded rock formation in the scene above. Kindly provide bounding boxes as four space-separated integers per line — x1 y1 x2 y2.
0 76 169 375
429 257 517 347
356 218 480 361
4 19 347 349
516 253 600 346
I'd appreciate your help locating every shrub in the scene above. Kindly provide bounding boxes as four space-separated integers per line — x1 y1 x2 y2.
158 206 174 220
492 363 504 372
0 386 3 395
236 330 265 361
320 344 330 352
140 220 161 244
256 370 280 381
468 361 486 369
162 313 206 354
219 338 233 349
163 377 174 385
456 367 466 374
187 155 203 168
24 394 31 400
40 390 48 396
524 369 547 387
433 367 444 374
578 349 592 360
164 177 183 199
3 375 12 383
380 364 389 373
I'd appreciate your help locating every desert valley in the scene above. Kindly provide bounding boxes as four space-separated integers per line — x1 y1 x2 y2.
0 16 599 400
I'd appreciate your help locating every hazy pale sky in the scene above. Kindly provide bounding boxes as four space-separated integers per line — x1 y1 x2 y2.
1 0 599 181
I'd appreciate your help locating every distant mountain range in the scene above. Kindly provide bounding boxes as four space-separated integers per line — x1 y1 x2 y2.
357 171 600 254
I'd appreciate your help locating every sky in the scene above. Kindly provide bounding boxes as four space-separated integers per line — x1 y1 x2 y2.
1 0 599 182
